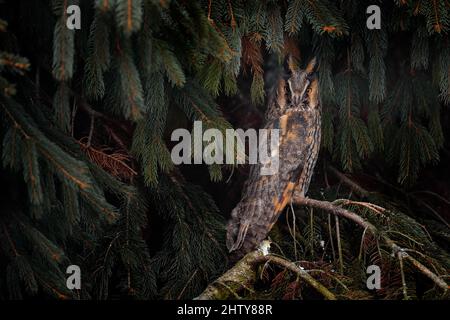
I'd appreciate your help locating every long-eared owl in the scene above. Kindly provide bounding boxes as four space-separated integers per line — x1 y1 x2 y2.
226 57 322 259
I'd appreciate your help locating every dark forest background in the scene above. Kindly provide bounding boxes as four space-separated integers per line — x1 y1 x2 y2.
0 0 449 300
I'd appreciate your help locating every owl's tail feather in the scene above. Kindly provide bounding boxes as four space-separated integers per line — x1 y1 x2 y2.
227 197 264 254
226 205 285 256
227 221 249 252
226 179 301 257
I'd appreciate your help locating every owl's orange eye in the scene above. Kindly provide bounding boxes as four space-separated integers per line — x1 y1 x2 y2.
306 87 312 94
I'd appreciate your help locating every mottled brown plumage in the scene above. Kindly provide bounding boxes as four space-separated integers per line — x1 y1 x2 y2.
226 57 321 259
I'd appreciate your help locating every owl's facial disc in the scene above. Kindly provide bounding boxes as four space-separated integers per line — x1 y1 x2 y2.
288 70 314 106
287 57 318 108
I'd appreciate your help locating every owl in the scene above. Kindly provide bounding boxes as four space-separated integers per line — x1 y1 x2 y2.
226 57 321 259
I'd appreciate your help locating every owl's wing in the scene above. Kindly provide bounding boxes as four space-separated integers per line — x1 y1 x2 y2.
226 109 309 254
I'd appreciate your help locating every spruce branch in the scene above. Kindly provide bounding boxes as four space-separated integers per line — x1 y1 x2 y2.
115 0 143 36
293 196 449 292
1 97 119 223
52 0 75 81
77 138 137 180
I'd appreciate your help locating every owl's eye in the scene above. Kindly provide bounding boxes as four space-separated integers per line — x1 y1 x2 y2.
306 87 312 94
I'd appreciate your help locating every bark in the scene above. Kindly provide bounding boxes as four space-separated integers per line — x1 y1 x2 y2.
195 246 336 300
195 249 265 300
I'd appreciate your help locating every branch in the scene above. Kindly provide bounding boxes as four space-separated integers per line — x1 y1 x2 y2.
195 241 336 300
294 196 374 230
293 196 449 292
197 195 448 300
28 77 132 152
195 248 265 300
75 95 131 135
252 255 337 300
328 165 369 198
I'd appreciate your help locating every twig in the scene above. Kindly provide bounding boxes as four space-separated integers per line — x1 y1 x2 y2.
323 160 330 188
328 165 369 198
102 123 129 151
328 213 336 263
294 196 373 230
87 114 95 147
333 199 386 215
177 269 198 300
374 173 450 229
416 200 450 229
398 251 409 300
358 226 369 261
70 98 77 137
335 215 344 275
2 223 19 257
411 190 450 206
309 208 314 257
75 94 131 135
252 255 337 300
287 201 300 261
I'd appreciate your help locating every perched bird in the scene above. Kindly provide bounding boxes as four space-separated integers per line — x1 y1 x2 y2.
226 57 321 259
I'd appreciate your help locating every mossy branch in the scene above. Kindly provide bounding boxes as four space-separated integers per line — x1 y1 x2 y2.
195 249 264 300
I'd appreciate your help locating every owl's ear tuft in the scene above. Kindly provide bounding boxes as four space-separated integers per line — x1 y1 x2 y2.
287 54 299 75
305 57 318 74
